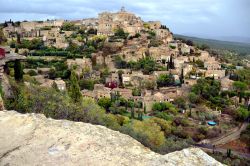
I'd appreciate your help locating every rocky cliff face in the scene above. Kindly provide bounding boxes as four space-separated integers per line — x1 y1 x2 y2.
0 111 223 166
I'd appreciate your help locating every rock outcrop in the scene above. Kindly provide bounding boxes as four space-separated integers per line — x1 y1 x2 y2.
0 111 223 166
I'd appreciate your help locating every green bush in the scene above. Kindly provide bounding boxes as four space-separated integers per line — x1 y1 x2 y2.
235 107 249 121
27 70 37 76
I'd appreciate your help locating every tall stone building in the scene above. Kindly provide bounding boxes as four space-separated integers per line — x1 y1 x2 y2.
97 7 144 36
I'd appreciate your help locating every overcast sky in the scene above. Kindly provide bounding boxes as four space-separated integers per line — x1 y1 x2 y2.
0 0 249 39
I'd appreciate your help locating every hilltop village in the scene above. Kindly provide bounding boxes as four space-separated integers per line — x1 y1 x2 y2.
2 7 228 110
0 7 250 162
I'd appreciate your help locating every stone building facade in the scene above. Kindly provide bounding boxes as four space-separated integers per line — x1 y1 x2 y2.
97 7 144 36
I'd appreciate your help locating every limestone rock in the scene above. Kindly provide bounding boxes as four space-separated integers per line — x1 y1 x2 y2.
0 111 223 166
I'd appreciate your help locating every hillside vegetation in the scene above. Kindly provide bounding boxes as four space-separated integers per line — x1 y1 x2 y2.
174 34 250 56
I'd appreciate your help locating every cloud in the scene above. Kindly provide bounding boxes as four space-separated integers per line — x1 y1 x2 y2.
0 0 249 37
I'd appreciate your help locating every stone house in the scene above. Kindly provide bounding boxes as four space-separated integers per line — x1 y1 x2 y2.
204 61 221 70
37 68 51 77
122 74 131 85
147 21 162 30
183 64 193 76
112 88 133 100
32 75 45 84
184 79 197 86
174 57 189 70
149 46 172 61
94 87 111 99
82 18 99 30
121 45 146 62
155 29 173 43
64 31 74 37
180 44 191 54
82 84 111 100
81 90 96 100
205 70 225 79
54 79 66 91
199 51 210 61
106 73 120 85
3 23 21 38
220 77 234 91
92 52 104 65
40 79 54 88
152 92 172 102
67 58 92 75
142 89 178 112
153 71 170 78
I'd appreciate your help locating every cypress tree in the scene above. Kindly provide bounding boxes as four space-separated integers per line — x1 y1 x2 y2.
169 55 175 69
143 105 146 114
14 60 23 81
15 45 19 53
169 55 173 69
227 149 231 158
16 33 21 44
180 68 184 85
69 71 82 103
138 110 143 121
131 105 135 119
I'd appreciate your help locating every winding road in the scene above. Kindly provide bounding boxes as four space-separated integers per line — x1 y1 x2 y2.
196 122 249 158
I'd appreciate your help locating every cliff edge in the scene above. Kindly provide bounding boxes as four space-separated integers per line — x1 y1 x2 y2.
0 111 223 166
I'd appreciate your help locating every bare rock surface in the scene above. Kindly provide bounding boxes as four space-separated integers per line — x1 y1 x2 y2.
0 111 223 166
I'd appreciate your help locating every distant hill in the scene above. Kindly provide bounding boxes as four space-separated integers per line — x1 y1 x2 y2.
215 36 250 44
174 34 250 55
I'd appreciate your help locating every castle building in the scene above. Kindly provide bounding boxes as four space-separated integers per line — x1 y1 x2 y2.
97 7 144 36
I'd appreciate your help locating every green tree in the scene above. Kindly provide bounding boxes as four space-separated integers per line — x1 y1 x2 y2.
138 110 143 121
188 92 199 104
16 33 21 44
48 68 56 79
157 74 175 87
14 60 23 81
131 104 135 119
79 79 94 90
15 45 19 53
179 68 184 85
233 81 247 103
174 97 186 109
144 105 147 114
114 28 129 39
61 22 77 31
235 107 249 121
132 87 141 96
169 55 175 69
98 98 112 110
122 120 165 148
69 71 82 103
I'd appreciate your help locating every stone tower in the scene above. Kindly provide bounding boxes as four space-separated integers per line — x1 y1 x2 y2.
121 6 126 12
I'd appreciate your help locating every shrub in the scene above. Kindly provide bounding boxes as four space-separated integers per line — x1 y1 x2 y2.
132 87 141 96
155 112 173 121
121 119 165 148
27 70 37 76
235 107 249 121
98 98 111 110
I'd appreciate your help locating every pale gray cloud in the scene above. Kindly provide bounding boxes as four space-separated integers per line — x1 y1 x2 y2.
0 0 249 39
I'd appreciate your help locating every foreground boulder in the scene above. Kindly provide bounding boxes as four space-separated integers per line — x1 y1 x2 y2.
0 111 223 166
